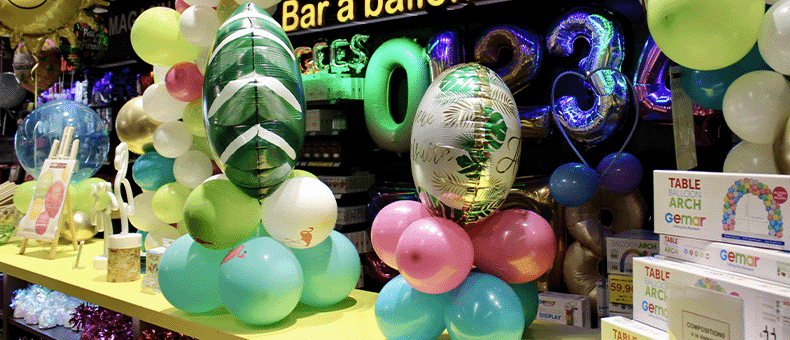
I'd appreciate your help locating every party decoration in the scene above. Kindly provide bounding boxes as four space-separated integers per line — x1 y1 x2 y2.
128 192 164 232
596 152 643 194
411 63 520 225
130 7 202 66
145 222 186 250
364 252 399 284
760 0 790 75
547 7 628 144
179 5 221 47
0 72 26 108
723 141 778 174
60 14 109 71
646 0 763 70
153 121 193 159
291 230 361 307
444 272 525 340
563 241 603 311
143 82 189 123
218 236 303 325
181 99 207 137
370 200 432 270
722 70 790 145
565 188 646 255
426 30 465 80
375 275 450 340
549 162 599 207
364 37 430 154
184 178 261 249
467 209 557 284
680 44 770 110
287 169 318 179
12 40 62 93
165 62 204 102
132 151 176 192
518 105 552 139
774 116 790 174
151 182 191 224
204 2 306 198
115 97 161 155
159 234 228 313
260 177 336 249
70 177 110 214
13 180 37 213
173 150 213 189
0 0 108 55
395 216 473 294
474 24 542 94
510 281 540 328
61 211 95 242
14 100 110 184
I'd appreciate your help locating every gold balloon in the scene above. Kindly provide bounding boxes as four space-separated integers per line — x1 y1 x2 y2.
565 188 647 255
563 241 602 312
61 210 96 242
775 119 790 174
115 96 161 155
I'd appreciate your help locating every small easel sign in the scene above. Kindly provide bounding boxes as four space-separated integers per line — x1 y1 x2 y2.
17 126 79 259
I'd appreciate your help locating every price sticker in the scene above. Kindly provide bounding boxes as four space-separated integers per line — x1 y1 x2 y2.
609 274 634 305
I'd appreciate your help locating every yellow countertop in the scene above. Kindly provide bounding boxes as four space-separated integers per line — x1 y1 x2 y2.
0 237 600 340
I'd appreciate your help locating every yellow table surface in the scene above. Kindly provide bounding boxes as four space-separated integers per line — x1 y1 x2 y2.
0 238 600 340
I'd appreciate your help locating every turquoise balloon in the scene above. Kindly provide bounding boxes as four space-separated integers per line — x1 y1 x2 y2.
445 272 525 340
375 275 450 340
138 230 148 252
132 150 176 191
218 237 303 325
680 44 770 110
291 231 361 307
510 281 539 328
158 234 229 313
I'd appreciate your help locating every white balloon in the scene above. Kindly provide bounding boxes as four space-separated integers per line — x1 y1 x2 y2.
758 0 790 74
153 121 194 158
196 46 211 75
261 177 337 249
234 0 281 7
185 0 220 6
179 6 220 47
723 141 779 174
143 83 188 122
153 65 171 83
174 150 213 189
145 222 184 249
129 192 167 232
723 70 790 144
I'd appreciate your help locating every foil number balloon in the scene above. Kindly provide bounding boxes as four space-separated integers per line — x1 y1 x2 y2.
203 2 305 198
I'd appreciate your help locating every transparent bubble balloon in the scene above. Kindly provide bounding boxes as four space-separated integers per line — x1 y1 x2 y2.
14 100 110 184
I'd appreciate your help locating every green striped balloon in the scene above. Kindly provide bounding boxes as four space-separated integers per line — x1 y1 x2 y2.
203 2 305 198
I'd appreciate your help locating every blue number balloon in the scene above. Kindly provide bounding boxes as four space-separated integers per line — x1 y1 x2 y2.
546 7 628 144
426 29 465 80
375 275 450 340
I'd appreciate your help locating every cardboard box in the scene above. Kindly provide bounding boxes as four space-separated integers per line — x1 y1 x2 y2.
607 229 660 275
536 291 591 328
601 316 668 340
633 256 790 339
660 234 790 286
667 281 744 340
653 170 790 251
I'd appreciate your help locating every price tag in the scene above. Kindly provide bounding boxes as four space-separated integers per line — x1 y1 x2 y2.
609 274 634 305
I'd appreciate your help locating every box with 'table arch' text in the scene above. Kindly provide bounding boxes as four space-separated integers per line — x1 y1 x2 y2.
654 170 790 251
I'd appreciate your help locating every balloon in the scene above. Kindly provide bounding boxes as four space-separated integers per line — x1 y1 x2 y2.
189 0 221 6
204 3 305 198
646 0 763 71
153 120 193 159
128 192 166 232
510 281 539 328
13 180 37 213
175 0 191 13
467 209 557 284
218 236 303 325
0 0 105 54
145 222 185 250
184 179 261 249
173 150 213 189
375 275 450 340
143 82 189 123
70 177 110 214
566 189 646 248
61 210 95 242
152 182 192 224
60 14 109 71
549 162 599 207
0 72 26 108
216 0 241 22
165 62 204 102
444 272 525 340
547 7 628 144
723 141 778 174
181 98 207 137
680 44 770 110
371 200 433 270
759 0 790 75
130 7 202 66
518 105 552 140
291 231 361 307
396 216 473 294
132 151 176 192
14 99 110 184
287 169 318 179
364 37 430 154
426 30 465 80
153 65 170 83
261 177 336 249
563 241 602 311
179 5 221 48
474 24 543 94
411 63 520 226
722 70 790 144
115 97 162 155
13 40 62 93
596 152 643 194
159 234 228 313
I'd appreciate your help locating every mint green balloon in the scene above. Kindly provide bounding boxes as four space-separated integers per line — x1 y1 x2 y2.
183 179 261 249
159 234 230 313
152 182 192 224
13 180 36 213
291 231 361 307
510 281 539 328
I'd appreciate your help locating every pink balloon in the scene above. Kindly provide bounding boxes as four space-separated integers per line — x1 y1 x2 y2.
175 0 190 13
165 62 204 102
467 209 557 284
371 200 432 270
396 216 474 294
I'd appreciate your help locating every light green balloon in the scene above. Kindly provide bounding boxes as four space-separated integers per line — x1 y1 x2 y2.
70 177 110 214
291 231 361 307
13 181 37 213
192 136 215 160
130 7 202 67
182 99 207 137
647 0 764 71
152 182 192 224
183 179 261 250
288 169 318 180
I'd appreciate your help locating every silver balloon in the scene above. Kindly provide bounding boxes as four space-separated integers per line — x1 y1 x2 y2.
547 7 629 144
474 24 543 94
0 72 26 108
519 105 552 140
426 30 465 80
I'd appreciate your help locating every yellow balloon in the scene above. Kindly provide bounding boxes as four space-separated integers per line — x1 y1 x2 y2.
130 7 202 67
61 211 97 242
115 97 161 155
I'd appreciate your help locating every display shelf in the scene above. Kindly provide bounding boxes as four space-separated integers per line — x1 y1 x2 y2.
7 318 81 340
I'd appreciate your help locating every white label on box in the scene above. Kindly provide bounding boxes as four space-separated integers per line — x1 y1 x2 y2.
668 281 743 340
